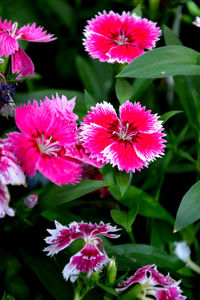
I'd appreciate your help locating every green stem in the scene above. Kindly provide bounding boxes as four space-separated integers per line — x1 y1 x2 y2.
186 257 200 274
74 290 81 300
128 228 135 244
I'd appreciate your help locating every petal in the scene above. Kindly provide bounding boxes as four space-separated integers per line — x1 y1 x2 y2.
102 139 148 173
154 287 186 300
0 183 15 218
120 101 163 134
37 155 82 185
0 32 19 57
107 44 145 63
11 48 34 77
44 221 83 256
62 243 109 282
134 131 166 162
17 23 56 42
7 132 39 176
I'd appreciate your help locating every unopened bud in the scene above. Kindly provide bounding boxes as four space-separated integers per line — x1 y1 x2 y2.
24 194 38 208
107 257 117 285
0 58 4 64
174 241 191 263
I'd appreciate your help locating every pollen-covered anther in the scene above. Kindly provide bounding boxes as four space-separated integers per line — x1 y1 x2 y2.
36 134 60 156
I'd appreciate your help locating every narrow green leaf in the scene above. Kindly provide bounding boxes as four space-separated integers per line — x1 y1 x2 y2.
109 185 174 224
1 293 16 300
97 283 119 297
115 170 130 196
131 4 142 17
175 180 200 231
160 110 183 124
118 46 200 79
115 79 133 104
38 180 106 212
106 244 183 271
111 205 138 232
163 25 182 46
84 90 96 110
76 55 102 99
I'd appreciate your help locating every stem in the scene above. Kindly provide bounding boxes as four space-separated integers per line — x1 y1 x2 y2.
186 257 200 274
128 228 135 244
74 290 81 300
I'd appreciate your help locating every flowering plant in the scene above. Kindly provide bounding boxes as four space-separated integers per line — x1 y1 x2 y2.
1 1 200 300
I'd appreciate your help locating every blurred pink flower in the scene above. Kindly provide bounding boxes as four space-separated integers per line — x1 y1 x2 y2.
7 95 102 185
193 16 200 27
24 194 38 208
44 220 120 282
83 11 161 63
80 101 166 173
0 182 15 218
0 17 56 76
117 264 186 300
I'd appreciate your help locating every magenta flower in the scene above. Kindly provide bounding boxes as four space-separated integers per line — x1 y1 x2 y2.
193 16 200 27
83 11 161 64
7 95 102 185
0 182 15 218
0 17 56 76
80 101 166 173
44 220 120 282
117 264 186 300
0 139 25 185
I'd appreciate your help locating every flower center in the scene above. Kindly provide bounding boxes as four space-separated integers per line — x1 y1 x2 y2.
6 22 23 40
115 32 129 46
36 134 60 156
113 122 138 141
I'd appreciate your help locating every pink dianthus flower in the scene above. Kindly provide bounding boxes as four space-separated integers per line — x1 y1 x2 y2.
83 11 161 64
80 100 166 173
44 220 120 282
7 95 101 185
117 264 186 300
0 17 56 76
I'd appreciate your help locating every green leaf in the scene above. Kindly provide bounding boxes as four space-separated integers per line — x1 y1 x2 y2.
97 283 119 297
115 170 130 196
115 79 133 104
111 205 138 232
118 46 200 79
1 293 16 300
84 90 96 110
15 89 86 119
175 180 200 231
76 55 102 99
132 78 153 100
38 180 106 212
131 4 142 17
160 110 183 124
174 75 200 132
106 244 183 271
109 185 174 224
163 25 182 46
19 248 72 300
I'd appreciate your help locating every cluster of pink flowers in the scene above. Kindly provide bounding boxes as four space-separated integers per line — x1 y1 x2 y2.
117 264 186 299
0 139 25 218
44 220 120 282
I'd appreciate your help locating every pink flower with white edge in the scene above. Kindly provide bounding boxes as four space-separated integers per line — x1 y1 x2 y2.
83 11 161 64
0 17 56 76
117 264 186 300
7 95 102 185
44 220 120 282
0 139 25 185
80 101 166 173
193 16 200 27
0 182 15 218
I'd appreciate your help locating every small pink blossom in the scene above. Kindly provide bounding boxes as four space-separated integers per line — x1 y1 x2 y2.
0 182 15 218
0 17 56 76
193 16 200 27
80 101 166 173
24 194 38 208
117 264 186 300
83 11 161 64
7 95 102 185
44 220 120 282
0 139 25 185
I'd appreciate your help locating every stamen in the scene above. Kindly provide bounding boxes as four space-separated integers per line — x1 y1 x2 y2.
36 135 60 156
11 22 18 37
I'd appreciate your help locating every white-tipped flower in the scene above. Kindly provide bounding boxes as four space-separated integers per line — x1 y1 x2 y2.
193 16 200 27
174 241 191 262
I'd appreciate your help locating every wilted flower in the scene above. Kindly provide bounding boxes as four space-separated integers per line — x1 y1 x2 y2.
0 82 16 117
24 194 38 208
83 11 161 63
0 17 56 76
7 95 102 185
193 16 200 27
80 101 166 173
117 264 186 299
44 220 120 282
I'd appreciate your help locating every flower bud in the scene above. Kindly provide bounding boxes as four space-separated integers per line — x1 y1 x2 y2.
24 194 38 208
174 241 191 262
106 257 117 285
